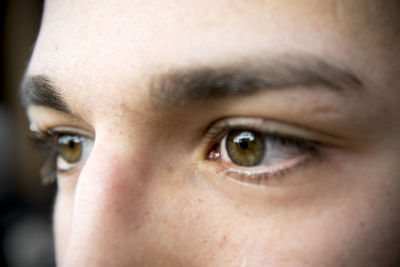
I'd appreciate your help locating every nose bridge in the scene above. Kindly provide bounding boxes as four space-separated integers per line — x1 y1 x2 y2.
60 136 151 266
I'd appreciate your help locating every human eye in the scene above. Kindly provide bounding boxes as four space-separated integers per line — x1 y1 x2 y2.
30 126 94 184
204 118 325 187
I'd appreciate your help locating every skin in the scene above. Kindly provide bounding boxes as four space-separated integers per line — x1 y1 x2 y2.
25 0 400 266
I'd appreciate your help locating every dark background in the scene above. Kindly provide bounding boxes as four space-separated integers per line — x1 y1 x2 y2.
0 1 56 266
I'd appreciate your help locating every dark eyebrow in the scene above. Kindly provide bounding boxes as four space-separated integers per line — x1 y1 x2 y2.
150 55 363 108
21 55 363 113
20 75 71 113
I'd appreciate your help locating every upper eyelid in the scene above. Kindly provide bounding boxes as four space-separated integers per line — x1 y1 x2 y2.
206 117 344 146
48 127 94 139
31 124 95 140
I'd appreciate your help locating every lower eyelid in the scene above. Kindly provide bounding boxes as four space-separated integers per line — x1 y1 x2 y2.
57 157 80 172
57 166 82 175
221 153 308 175
218 154 317 187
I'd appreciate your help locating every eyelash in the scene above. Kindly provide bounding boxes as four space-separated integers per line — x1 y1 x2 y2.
30 120 324 187
29 133 58 184
30 130 88 184
204 120 323 186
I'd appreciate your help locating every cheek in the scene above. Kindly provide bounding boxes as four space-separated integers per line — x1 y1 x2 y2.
233 196 400 267
52 130 400 266
53 191 74 265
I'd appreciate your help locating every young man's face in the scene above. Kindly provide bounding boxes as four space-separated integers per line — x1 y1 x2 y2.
24 0 400 266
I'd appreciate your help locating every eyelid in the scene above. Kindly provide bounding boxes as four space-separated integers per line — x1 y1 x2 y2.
218 134 318 186
47 126 95 139
200 117 330 188
206 117 344 146
30 123 95 140
27 105 93 133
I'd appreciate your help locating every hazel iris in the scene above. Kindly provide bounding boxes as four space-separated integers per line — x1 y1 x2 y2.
226 130 265 166
57 135 83 163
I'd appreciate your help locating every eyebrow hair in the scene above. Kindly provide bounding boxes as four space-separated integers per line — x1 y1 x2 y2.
21 75 71 113
21 55 363 112
150 55 363 108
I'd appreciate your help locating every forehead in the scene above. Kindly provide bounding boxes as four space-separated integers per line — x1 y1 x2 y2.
27 0 400 114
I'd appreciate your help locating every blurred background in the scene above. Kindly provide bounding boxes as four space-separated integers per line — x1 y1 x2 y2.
0 1 56 266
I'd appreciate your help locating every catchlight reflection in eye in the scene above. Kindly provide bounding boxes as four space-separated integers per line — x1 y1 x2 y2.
56 134 94 172
205 118 322 185
58 135 84 163
226 130 265 166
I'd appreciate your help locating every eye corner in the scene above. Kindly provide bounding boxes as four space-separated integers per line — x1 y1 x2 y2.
206 142 222 161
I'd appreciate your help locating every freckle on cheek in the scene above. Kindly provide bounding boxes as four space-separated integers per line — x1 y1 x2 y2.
166 166 174 174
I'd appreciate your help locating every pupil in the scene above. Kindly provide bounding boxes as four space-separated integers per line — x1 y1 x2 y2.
226 130 265 167
68 141 75 149
239 139 249 149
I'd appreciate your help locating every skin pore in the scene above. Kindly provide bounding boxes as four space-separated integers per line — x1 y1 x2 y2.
24 0 400 266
